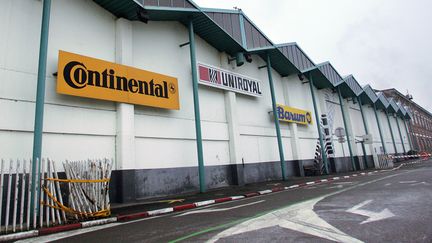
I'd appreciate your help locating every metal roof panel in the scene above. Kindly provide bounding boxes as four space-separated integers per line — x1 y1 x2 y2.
360 85 379 105
376 92 390 110
387 98 399 114
276 43 315 72
316 62 344 87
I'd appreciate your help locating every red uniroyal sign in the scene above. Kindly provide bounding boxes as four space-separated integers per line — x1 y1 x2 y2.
198 63 262 97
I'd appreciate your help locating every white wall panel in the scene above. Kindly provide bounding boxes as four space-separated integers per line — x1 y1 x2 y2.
135 138 196 169
297 138 318 160
0 99 35 131
135 113 228 141
0 0 41 74
0 131 114 171
238 135 260 163
135 138 230 168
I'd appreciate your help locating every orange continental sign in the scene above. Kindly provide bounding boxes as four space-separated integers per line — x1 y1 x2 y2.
57 50 179 110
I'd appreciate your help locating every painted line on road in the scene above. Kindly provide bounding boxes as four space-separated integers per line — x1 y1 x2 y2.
172 170 416 243
174 200 265 217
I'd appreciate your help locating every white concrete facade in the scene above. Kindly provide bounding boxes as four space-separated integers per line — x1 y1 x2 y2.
0 0 412 200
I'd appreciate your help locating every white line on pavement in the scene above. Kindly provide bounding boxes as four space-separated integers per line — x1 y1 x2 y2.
174 200 265 217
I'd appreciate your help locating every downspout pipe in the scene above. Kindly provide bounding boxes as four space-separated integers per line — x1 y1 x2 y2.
373 104 387 154
337 87 356 171
31 0 52 221
266 53 287 180
357 97 369 168
385 110 398 155
188 19 206 192
307 72 329 174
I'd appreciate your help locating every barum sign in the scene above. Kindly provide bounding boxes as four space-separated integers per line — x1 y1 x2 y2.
198 63 262 97
57 51 180 110
277 104 313 125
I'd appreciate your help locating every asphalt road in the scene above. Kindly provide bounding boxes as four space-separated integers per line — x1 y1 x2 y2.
20 161 432 243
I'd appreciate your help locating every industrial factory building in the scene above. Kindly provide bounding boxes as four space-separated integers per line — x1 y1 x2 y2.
0 0 422 203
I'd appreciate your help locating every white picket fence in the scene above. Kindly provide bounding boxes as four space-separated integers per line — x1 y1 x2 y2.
0 158 113 235
63 159 113 219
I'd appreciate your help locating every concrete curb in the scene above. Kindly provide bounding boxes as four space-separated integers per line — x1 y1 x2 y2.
0 158 428 242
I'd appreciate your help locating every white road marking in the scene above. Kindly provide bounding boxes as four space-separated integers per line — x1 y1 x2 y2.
174 200 265 217
384 183 391 186
207 172 409 243
334 182 355 185
346 200 394 224
399 181 417 184
207 196 363 243
328 185 344 189
411 182 430 186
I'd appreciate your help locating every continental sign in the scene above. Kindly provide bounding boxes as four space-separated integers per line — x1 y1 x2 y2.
277 104 312 125
198 63 262 97
57 51 179 110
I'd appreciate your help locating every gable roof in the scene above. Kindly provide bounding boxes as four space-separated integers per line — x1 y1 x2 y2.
301 62 344 89
338 75 364 98
359 85 379 105
375 92 390 111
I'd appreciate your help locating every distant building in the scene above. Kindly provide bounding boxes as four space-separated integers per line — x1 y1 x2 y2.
381 88 432 152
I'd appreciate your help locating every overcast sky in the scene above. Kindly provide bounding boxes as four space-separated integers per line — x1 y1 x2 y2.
194 0 432 112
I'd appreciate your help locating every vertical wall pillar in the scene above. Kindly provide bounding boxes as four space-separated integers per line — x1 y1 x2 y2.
115 18 136 202
266 54 286 180
188 20 206 192
337 87 356 171
281 77 302 176
385 111 398 154
224 91 244 185
395 116 406 154
403 119 413 151
31 0 51 220
308 73 329 174
373 104 387 154
357 97 375 169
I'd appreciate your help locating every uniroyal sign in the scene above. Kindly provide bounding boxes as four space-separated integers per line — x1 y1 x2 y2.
57 51 180 110
198 63 262 97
